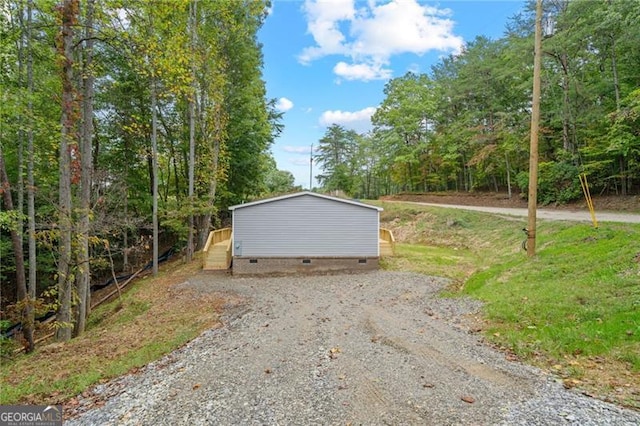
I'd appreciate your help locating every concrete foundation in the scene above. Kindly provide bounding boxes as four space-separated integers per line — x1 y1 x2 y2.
232 256 379 276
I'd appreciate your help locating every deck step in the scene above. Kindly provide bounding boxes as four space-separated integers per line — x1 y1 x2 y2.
379 239 394 257
204 238 232 270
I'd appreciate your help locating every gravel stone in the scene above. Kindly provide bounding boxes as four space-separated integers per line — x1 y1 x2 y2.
66 271 640 425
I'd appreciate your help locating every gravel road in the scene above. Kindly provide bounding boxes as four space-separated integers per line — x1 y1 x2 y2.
404 201 640 224
66 271 640 425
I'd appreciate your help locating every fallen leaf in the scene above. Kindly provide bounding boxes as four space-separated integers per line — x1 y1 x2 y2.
461 395 475 404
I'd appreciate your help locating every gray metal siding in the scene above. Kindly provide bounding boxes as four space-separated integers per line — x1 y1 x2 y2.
233 195 379 257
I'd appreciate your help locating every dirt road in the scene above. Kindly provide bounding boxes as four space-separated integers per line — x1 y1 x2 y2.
404 201 640 223
67 272 640 425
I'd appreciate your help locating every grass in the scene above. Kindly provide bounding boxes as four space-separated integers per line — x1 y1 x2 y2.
374 200 640 409
0 258 228 406
464 224 640 369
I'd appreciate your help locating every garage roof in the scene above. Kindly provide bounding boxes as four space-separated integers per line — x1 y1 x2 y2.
229 191 383 212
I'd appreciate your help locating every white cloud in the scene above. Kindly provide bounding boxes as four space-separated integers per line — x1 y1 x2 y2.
275 97 294 112
333 61 392 82
299 0 355 64
282 145 312 154
350 1 463 57
300 0 464 81
319 106 377 132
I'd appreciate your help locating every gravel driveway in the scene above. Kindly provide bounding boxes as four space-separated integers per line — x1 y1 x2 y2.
67 271 640 425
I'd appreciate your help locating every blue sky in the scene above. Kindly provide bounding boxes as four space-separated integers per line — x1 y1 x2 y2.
258 0 527 187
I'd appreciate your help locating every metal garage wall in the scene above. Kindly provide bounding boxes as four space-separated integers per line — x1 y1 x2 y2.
231 193 380 257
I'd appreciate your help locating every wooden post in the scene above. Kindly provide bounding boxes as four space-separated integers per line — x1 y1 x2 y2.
527 0 543 257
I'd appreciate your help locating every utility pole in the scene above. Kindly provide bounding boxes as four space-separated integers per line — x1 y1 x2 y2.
527 0 543 257
309 143 313 190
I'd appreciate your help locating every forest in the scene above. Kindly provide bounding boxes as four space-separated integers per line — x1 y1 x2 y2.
1 0 639 351
1 0 294 350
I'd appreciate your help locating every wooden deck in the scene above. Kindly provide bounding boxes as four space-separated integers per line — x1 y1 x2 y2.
202 227 395 270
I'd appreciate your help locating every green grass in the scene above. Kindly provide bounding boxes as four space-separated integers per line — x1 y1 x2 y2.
374 200 640 407
465 224 640 370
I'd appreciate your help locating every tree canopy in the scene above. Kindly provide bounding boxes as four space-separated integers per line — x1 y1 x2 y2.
0 0 286 343
314 0 639 201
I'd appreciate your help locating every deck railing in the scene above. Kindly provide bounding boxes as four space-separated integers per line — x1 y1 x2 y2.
224 234 233 268
379 227 396 256
203 228 231 252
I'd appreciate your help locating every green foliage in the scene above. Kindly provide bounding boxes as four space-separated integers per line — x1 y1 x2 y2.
516 159 582 205
0 320 18 359
314 124 361 195
263 157 298 196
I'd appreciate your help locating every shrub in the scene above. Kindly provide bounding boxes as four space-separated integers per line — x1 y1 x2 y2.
516 160 582 205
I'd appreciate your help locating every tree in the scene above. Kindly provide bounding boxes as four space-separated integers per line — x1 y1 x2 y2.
55 0 79 342
315 124 360 194
372 72 436 191
263 157 297 195
25 0 37 352
74 0 96 336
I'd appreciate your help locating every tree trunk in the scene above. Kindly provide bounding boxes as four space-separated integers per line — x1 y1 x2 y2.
123 185 129 271
56 0 78 342
151 76 159 275
559 53 573 153
123 135 130 271
610 36 621 111
196 134 220 249
0 146 33 352
610 35 625 195
15 0 35 353
194 74 223 250
75 0 95 336
25 0 36 352
187 0 197 263
505 152 512 199
619 156 627 197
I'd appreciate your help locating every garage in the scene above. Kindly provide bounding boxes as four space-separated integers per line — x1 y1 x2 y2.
228 191 387 275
